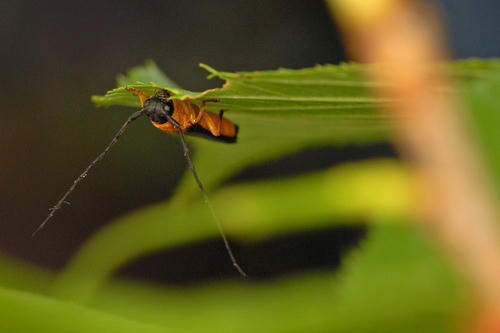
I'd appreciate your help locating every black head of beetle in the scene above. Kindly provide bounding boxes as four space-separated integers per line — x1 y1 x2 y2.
142 90 174 124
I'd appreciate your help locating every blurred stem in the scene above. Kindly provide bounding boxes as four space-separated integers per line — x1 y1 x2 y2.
326 0 500 330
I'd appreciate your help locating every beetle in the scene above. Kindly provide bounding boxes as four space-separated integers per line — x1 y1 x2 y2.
35 88 246 276
136 88 238 143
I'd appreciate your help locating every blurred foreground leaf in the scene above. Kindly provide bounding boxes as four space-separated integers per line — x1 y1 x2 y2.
54 159 414 301
85 226 466 333
0 225 468 332
0 286 165 333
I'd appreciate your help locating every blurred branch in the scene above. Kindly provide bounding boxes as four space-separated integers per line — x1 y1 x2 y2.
326 0 500 331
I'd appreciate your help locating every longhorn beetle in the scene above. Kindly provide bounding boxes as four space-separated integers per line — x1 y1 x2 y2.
35 88 246 277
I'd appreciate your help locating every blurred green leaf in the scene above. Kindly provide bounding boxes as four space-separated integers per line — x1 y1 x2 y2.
0 226 468 333
0 286 166 333
115 59 182 90
0 254 53 294
53 159 414 301
83 226 466 333
329 225 469 333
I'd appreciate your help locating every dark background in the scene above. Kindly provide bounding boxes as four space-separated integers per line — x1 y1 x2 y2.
1 1 498 284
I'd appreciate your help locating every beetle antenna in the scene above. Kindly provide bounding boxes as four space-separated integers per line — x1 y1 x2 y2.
34 110 144 236
165 114 247 277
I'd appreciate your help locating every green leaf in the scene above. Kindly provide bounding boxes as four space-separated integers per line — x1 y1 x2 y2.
0 59 497 332
83 226 466 333
0 226 468 333
91 60 194 107
328 225 468 332
54 59 499 301
115 59 181 89
53 159 414 301
90 60 500 193
94 61 393 196
92 61 391 145
12 60 492 332
0 254 52 294
0 286 166 333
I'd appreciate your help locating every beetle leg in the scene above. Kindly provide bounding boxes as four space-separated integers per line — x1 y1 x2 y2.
217 110 224 135
202 113 222 137
193 99 219 124
125 87 151 107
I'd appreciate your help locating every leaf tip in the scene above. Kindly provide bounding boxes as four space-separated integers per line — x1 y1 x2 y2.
199 63 219 79
144 59 157 67
90 94 107 107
